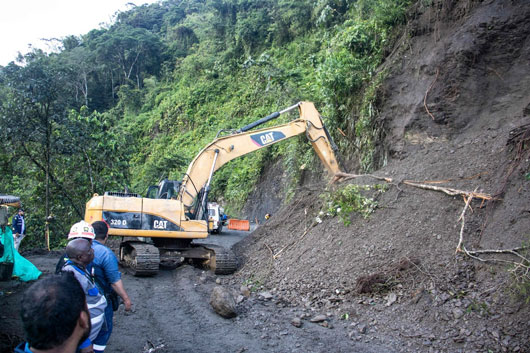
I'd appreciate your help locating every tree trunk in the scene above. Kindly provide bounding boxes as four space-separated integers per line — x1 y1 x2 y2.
45 108 51 250
83 72 88 107
111 69 115 104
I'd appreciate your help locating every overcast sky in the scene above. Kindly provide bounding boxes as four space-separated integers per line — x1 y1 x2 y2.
0 0 159 66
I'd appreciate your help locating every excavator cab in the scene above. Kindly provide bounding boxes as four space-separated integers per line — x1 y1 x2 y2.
146 179 181 200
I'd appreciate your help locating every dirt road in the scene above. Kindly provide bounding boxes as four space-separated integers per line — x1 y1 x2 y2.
0 228 396 353
109 228 396 352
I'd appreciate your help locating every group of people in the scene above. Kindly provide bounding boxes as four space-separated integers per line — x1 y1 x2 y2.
16 220 132 353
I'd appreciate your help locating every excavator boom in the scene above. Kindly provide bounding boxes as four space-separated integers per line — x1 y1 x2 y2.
179 101 341 209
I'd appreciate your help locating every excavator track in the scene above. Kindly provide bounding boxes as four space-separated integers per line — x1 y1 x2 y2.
120 242 160 276
118 240 237 276
198 244 238 275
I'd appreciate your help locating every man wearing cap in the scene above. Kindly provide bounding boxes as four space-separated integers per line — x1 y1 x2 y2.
56 221 96 274
12 208 26 251
62 237 107 353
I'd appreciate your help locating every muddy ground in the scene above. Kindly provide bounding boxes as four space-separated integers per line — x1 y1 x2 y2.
1 232 396 353
1 0 530 352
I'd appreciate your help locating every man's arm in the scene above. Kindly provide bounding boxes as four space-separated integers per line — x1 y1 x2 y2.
98 245 132 311
110 280 132 311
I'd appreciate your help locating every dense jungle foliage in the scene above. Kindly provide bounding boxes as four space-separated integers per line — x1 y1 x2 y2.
0 0 412 249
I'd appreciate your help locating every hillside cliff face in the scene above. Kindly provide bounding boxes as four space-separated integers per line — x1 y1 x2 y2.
238 1 530 351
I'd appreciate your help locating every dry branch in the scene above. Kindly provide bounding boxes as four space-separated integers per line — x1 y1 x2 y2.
273 222 316 260
456 191 475 253
334 171 393 183
264 243 274 258
402 181 492 200
467 247 530 263
455 196 529 277
333 172 493 201
331 171 527 281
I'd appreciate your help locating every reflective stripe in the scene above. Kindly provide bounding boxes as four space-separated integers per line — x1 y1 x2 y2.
90 313 105 325
93 344 106 351
87 296 107 309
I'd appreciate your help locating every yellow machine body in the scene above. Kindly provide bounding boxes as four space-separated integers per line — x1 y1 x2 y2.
85 194 208 239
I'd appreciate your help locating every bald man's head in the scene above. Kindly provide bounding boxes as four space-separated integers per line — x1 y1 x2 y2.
66 238 94 267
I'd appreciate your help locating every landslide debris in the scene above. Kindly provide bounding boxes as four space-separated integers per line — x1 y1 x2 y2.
235 1 530 352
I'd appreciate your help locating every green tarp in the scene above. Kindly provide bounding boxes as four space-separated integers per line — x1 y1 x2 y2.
0 226 41 281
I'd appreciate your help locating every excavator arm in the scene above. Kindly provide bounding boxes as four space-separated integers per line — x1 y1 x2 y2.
179 101 342 211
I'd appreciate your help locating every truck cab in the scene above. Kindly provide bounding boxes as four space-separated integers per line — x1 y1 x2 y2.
207 202 224 234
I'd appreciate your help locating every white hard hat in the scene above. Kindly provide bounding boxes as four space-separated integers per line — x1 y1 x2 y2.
68 221 95 240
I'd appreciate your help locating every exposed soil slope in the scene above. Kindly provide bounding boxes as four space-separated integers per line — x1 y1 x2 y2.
235 1 530 352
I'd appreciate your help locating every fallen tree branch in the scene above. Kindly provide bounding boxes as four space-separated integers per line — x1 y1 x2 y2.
332 172 494 201
456 190 475 253
402 181 492 200
264 243 276 274
455 196 530 278
467 246 529 255
333 171 528 278
264 243 274 258
334 171 393 183
403 256 438 287
466 247 530 264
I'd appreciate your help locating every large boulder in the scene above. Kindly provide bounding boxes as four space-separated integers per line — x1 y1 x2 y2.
210 286 237 318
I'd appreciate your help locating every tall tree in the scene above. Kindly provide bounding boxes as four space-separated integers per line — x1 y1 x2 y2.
0 50 83 220
62 45 97 108
92 26 164 89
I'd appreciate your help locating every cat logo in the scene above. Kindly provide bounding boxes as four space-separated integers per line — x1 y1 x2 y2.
153 220 168 229
250 131 286 147
260 132 275 145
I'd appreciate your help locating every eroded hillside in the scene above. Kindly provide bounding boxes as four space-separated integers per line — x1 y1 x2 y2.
236 1 530 352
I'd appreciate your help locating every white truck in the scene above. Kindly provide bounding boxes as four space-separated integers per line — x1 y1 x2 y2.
207 202 225 234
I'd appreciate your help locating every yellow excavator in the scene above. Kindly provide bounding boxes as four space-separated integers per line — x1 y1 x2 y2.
85 102 343 276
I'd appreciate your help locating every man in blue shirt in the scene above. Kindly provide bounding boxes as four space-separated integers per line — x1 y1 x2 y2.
15 272 91 353
12 208 25 251
91 221 132 353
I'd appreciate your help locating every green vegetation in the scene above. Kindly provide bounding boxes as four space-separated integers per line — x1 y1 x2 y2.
320 183 388 225
466 300 490 316
0 0 412 249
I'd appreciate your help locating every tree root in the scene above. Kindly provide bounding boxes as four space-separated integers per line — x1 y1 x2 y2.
455 195 530 281
424 67 439 121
